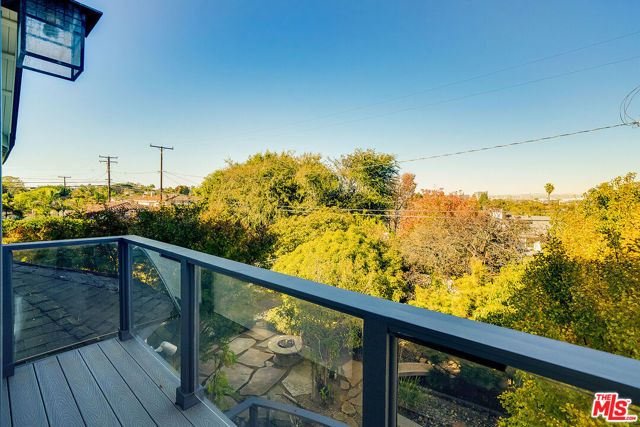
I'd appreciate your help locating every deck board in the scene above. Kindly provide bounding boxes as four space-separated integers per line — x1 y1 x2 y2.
99 339 191 427
6 338 232 426
79 344 155 427
8 364 48 427
58 350 120 427
33 357 85 427
118 338 233 427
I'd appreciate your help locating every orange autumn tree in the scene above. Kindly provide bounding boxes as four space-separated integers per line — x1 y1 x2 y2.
399 188 478 231
397 189 525 282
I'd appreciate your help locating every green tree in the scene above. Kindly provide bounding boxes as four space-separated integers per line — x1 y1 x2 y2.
271 207 380 259
199 151 340 227
131 205 275 265
175 185 190 195
2 176 26 195
12 187 65 216
333 148 399 211
67 185 109 210
274 222 407 301
410 260 524 326
545 182 555 201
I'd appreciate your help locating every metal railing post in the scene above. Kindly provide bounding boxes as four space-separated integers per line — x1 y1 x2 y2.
118 240 133 341
2 249 14 377
176 259 201 409
249 405 259 427
362 317 397 427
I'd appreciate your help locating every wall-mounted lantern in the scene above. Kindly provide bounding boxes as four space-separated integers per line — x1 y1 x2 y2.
18 0 102 81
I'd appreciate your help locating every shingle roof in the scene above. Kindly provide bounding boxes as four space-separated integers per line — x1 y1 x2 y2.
13 262 177 362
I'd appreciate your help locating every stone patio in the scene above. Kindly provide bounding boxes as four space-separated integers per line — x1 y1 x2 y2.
201 320 364 426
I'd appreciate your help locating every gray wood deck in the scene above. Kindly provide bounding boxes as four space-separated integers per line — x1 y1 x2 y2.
2 338 233 427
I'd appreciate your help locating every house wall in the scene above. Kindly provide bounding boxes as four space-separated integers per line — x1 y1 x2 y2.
1 7 18 160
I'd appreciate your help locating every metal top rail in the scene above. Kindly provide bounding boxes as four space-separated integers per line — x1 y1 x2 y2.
4 235 640 403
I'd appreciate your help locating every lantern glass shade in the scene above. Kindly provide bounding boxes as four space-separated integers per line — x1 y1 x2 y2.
19 0 86 81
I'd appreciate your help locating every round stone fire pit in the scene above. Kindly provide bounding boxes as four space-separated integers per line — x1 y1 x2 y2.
267 335 303 367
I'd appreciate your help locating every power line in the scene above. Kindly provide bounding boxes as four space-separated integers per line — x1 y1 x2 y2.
178 29 640 145
228 204 552 220
397 122 637 164
244 54 640 143
268 206 500 214
161 173 183 188
171 172 207 178
200 121 638 184
164 171 202 186
7 122 636 192
619 84 640 125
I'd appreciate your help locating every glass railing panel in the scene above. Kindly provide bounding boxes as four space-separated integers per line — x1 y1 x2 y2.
396 338 640 426
198 269 363 426
130 245 181 372
12 243 118 362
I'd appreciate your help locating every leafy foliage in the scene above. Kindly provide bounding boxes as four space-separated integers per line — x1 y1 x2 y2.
499 372 617 427
274 221 407 301
199 151 340 227
545 182 555 200
332 148 399 211
6 149 640 426
266 297 361 400
398 189 527 281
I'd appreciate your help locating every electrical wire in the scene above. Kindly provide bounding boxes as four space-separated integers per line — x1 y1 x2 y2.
397 123 636 164
237 55 640 144
6 120 637 190
163 171 203 186
619 85 640 125
199 121 638 184
171 29 640 145
227 204 553 219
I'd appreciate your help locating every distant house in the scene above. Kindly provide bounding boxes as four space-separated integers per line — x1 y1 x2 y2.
132 196 161 208
165 194 199 206
560 197 584 204
131 194 199 208
85 201 149 217
490 209 504 220
508 214 551 254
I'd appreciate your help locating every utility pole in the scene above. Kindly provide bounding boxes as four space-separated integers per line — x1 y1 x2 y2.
58 175 71 195
99 155 118 203
58 175 71 217
150 144 173 206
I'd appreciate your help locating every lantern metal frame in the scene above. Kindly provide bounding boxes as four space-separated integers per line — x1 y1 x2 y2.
16 0 102 81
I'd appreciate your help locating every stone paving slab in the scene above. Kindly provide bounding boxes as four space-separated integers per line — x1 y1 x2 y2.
281 361 312 397
340 360 363 386
222 364 254 391
239 366 285 396
237 348 273 368
229 337 256 355
245 327 275 341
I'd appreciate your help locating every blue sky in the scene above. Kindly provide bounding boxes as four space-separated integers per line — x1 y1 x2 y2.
5 0 640 195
